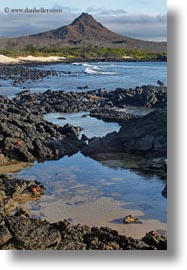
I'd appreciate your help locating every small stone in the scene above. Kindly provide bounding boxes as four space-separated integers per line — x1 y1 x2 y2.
123 215 140 224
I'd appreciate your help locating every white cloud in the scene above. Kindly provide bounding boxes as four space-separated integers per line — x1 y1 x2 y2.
96 12 167 41
0 7 79 37
0 7 167 41
86 7 127 15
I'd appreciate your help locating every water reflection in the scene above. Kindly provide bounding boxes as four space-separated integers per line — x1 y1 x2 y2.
45 111 120 138
11 110 166 238
14 152 166 224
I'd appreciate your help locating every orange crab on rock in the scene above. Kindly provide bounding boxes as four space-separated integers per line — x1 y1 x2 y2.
149 231 159 237
15 140 22 147
30 186 41 196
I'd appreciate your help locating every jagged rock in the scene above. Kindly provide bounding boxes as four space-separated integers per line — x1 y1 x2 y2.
90 107 138 123
0 225 12 247
0 96 86 162
142 231 167 250
100 85 167 108
60 123 83 137
1 213 167 250
0 174 45 213
6 215 61 250
82 108 167 160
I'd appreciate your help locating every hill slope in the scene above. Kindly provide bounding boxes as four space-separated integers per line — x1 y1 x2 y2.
0 13 166 53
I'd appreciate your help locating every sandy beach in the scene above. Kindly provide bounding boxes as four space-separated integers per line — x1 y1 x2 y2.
0 54 66 64
0 55 19 63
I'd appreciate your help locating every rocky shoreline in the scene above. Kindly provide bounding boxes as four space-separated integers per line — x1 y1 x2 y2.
82 108 167 162
63 58 167 64
0 94 87 162
0 175 166 250
0 63 60 87
0 83 166 164
0 71 167 250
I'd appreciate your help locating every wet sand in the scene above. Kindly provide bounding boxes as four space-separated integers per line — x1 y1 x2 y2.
23 195 166 239
0 161 33 174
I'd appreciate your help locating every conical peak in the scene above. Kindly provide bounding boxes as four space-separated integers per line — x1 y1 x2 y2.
71 12 100 26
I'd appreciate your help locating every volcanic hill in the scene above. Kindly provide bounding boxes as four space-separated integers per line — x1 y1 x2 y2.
0 13 166 53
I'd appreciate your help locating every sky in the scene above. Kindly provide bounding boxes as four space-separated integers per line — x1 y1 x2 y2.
0 0 167 41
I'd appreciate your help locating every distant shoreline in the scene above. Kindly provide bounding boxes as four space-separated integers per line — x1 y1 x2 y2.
0 54 167 65
63 57 167 64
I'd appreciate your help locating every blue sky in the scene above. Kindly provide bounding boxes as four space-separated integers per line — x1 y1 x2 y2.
0 0 167 41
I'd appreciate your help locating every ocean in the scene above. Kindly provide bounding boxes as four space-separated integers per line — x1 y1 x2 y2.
0 61 167 96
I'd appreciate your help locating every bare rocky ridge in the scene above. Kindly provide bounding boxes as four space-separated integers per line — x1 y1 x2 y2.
0 13 166 52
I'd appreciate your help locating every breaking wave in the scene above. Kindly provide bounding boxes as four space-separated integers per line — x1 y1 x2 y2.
72 62 82 66
73 62 101 70
84 67 117 75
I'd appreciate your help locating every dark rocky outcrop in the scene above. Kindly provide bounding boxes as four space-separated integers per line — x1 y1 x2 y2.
0 210 167 250
13 89 101 114
0 84 167 165
94 85 167 109
90 106 154 123
88 85 167 124
0 174 45 220
5 215 61 250
82 107 167 173
0 64 59 86
0 95 86 162
0 83 167 171
90 107 138 123
141 231 167 250
12 84 167 116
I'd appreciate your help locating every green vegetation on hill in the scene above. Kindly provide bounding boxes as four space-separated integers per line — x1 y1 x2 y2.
0 46 167 61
